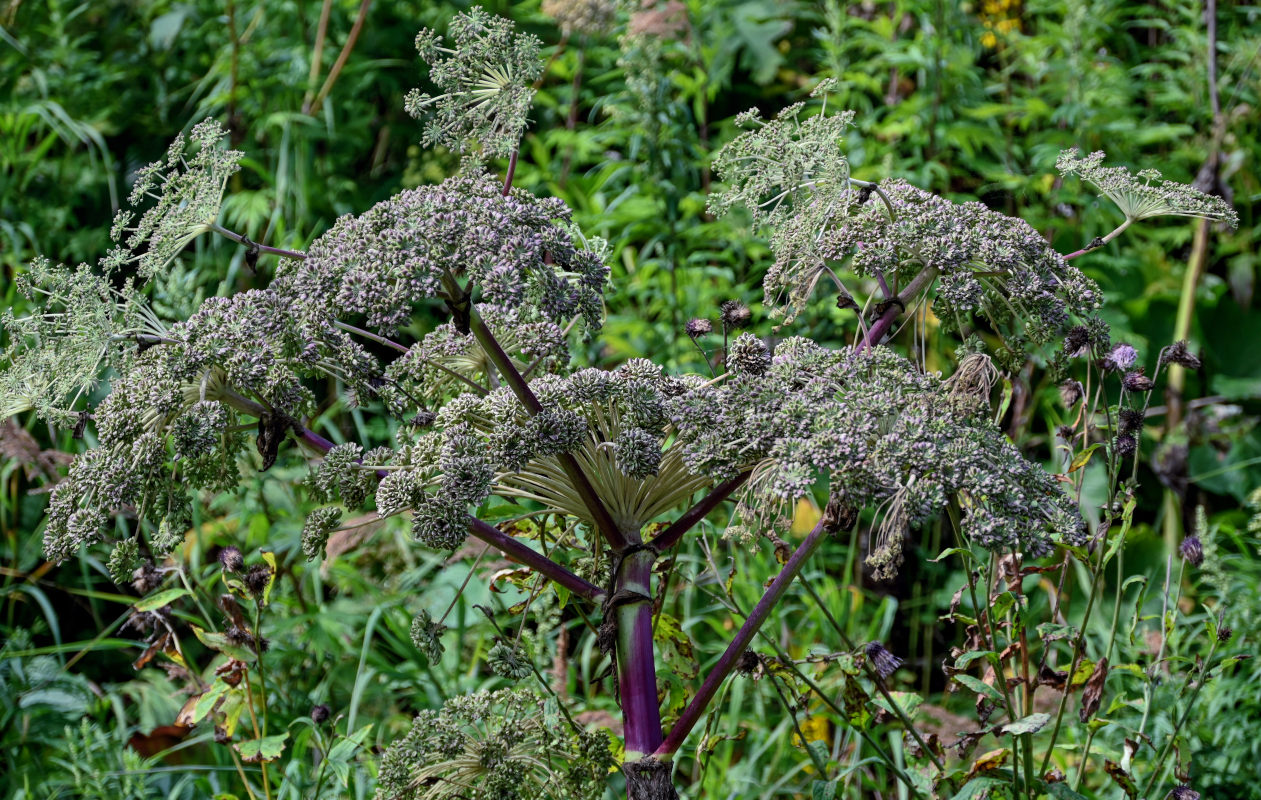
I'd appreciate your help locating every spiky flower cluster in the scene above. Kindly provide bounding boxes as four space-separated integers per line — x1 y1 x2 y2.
272 174 608 336
107 120 243 278
406 9 543 158
824 180 1101 346
1 258 152 423
710 95 857 324
376 689 612 800
36 288 388 565
411 609 448 664
1057 149 1239 227
370 359 711 541
670 339 1085 560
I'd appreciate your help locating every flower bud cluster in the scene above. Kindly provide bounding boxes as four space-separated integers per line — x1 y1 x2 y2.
107 120 243 278
273 174 608 336
1057 148 1238 227
406 8 543 159
375 688 612 800
822 180 1101 347
670 338 1085 555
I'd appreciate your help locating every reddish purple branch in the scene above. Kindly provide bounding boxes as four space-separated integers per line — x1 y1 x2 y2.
860 266 938 351
651 472 750 551
502 149 519 196
465 516 604 602
466 310 628 551
655 517 831 758
280 404 603 601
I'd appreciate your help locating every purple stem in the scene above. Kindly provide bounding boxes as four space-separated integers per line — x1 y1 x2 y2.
650 472 750 551
211 224 307 260
502 149 519 196
230 392 601 600
860 266 938 351
616 548 664 760
655 517 831 758
466 516 604 602
466 308 628 551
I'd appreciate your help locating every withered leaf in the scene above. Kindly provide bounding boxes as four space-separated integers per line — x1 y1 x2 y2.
1079 656 1109 722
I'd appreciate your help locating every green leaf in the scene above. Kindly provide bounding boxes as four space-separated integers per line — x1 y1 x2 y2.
931 547 975 564
1044 782 1089 799
1036 623 1077 643
1068 443 1103 473
873 691 923 720
260 551 278 606
999 712 1050 735
954 650 998 669
952 674 1005 705
191 680 231 724
192 625 256 663
950 776 1007 800
135 588 190 612
812 779 838 800
235 733 289 763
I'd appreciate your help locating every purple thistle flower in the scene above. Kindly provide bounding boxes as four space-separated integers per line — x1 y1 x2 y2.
1179 535 1204 567
865 642 903 680
1102 343 1138 372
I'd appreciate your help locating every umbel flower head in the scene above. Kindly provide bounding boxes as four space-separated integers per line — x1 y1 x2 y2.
1057 148 1238 227
406 8 543 159
821 180 1102 348
272 173 608 336
375 688 613 800
669 338 1086 559
107 120 243 278
710 89 858 325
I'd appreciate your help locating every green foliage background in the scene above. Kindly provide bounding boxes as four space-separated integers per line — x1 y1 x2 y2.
1 0 1258 798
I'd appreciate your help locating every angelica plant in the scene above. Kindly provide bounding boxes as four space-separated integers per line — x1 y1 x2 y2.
1 8 1241 800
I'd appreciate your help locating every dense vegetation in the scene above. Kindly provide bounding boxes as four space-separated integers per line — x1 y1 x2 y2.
2 1 1258 799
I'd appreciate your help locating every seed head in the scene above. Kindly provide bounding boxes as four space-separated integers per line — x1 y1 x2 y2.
311 704 331 724
719 300 753 331
243 564 272 598
685 318 713 339
1179 535 1204 567
864 641 903 680
218 546 245 573
1122 370 1154 392
1160 340 1202 370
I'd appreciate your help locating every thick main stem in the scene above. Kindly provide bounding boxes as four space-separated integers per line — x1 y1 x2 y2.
616 548 664 761
655 517 831 758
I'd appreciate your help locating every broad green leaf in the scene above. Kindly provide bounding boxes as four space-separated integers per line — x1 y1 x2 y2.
260 551 278 606
235 733 289 763
999 712 1050 735
1068 443 1103 473
952 674 1005 705
135 588 190 612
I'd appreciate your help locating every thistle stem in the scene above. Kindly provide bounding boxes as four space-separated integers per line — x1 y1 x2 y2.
655 517 831 758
